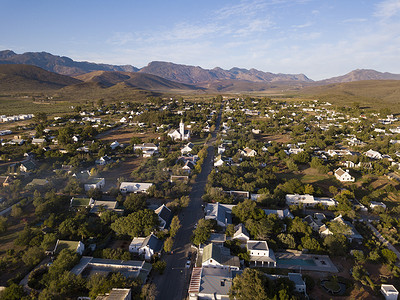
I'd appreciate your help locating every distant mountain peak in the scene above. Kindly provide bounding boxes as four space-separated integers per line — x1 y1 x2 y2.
140 61 312 84
0 50 139 76
320 69 400 84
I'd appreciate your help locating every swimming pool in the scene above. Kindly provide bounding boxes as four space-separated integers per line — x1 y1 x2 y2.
276 258 316 266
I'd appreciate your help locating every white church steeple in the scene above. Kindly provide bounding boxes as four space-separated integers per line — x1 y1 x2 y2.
179 119 185 138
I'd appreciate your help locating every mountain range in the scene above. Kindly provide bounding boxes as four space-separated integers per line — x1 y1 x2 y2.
0 50 400 94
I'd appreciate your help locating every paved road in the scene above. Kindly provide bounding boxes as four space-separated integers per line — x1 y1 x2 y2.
154 109 221 300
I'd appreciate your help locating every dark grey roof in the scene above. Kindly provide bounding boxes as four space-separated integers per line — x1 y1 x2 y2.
155 205 173 229
142 234 162 252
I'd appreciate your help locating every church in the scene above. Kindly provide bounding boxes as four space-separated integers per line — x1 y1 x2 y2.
168 119 190 141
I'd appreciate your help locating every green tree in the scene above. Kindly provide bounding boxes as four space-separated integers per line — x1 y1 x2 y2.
324 234 348 256
169 215 181 238
229 268 267 300
277 233 296 249
14 226 34 246
0 283 26 300
303 184 315 195
87 273 127 300
328 220 352 236
232 199 264 223
100 210 119 225
152 260 167 274
111 209 159 238
40 270 86 299
22 246 45 267
48 249 79 278
141 283 158 300
192 219 214 246
10 204 23 217
352 264 367 282
301 236 321 252
124 193 146 212
0 216 7 233
164 237 174 253
288 217 312 235
381 248 397 265
41 233 58 250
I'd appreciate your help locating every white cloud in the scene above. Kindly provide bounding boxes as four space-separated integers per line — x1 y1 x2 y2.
292 21 313 29
214 0 267 19
375 0 400 19
106 32 135 46
235 18 274 36
341 18 367 23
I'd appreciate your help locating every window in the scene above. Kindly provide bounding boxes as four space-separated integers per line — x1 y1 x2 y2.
221 280 225 287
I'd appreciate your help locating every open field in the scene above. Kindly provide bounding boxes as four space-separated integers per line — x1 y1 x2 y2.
259 133 291 144
0 96 72 116
99 155 144 191
98 126 160 144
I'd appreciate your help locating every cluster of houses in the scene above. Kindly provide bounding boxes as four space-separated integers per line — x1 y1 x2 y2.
187 201 311 299
0 114 33 123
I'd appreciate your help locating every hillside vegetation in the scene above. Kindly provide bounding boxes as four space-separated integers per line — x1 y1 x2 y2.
298 80 400 112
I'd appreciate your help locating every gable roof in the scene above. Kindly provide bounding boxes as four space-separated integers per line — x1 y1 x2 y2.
154 204 173 228
141 234 162 252
202 244 240 268
21 160 35 171
233 223 249 239
335 167 346 177
205 203 234 227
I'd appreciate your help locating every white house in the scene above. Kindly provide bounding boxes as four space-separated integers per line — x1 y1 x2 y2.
95 155 113 165
334 168 355 182
84 177 105 191
370 201 387 210
154 204 173 230
217 145 226 155
365 149 383 160
381 284 399 300
188 267 235 300
214 155 231 167
285 148 304 155
233 223 250 243
204 202 234 228
128 237 146 253
327 149 352 157
134 143 158 157
120 182 153 193
52 240 85 255
264 209 294 219
239 147 257 157
246 240 276 267
288 273 306 293
168 119 190 141
110 141 120 150
32 138 46 145
89 200 124 215
129 234 163 260
201 243 240 270
286 194 337 207
181 142 194 154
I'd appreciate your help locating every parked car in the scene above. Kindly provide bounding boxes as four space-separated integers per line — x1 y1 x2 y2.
185 260 191 268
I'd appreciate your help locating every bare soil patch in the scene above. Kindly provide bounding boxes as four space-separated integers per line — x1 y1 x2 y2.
98 155 144 191
99 126 160 144
259 133 291 144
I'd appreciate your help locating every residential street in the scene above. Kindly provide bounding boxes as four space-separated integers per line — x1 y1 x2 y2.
154 109 221 300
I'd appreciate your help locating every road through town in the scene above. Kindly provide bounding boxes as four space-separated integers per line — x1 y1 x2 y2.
154 109 221 300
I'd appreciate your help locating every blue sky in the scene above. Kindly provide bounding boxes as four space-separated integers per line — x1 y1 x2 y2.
1 0 400 80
